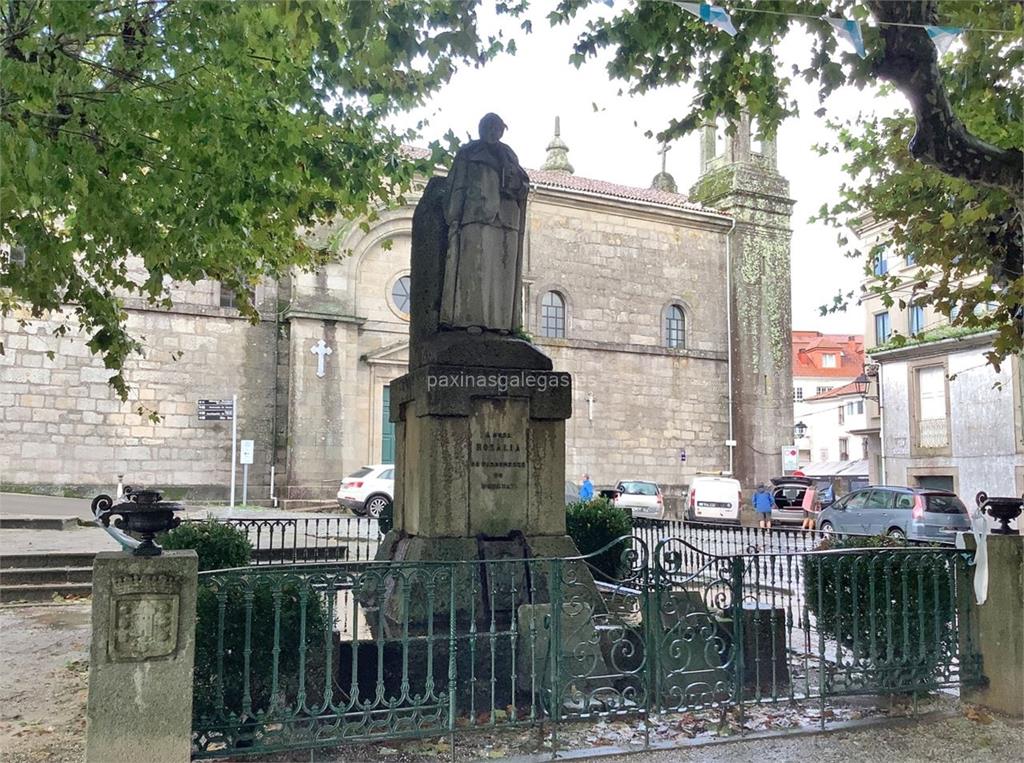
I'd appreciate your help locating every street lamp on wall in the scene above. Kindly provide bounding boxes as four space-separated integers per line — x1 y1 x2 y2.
794 420 808 439
853 369 880 402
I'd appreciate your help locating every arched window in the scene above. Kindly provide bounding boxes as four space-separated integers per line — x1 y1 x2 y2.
540 291 566 338
665 304 685 348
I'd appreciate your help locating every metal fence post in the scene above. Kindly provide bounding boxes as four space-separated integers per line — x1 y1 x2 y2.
548 558 563 758
730 555 745 731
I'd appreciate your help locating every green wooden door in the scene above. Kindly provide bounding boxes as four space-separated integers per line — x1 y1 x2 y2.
381 385 395 464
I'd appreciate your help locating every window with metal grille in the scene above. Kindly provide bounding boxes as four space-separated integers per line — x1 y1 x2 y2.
917 366 948 448
664 305 685 348
540 291 566 338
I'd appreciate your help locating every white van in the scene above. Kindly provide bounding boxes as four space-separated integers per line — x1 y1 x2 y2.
686 476 742 525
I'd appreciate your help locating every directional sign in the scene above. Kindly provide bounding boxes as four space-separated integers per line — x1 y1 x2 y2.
239 439 254 465
198 399 234 421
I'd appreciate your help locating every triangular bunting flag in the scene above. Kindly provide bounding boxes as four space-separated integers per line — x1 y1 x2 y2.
825 17 867 59
675 2 738 37
925 25 962 55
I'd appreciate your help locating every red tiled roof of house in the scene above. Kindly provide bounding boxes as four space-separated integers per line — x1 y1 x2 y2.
792 331 865 379
804 379 864 401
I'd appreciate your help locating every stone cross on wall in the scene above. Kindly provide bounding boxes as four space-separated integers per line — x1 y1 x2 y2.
311 339 332 378
658 142 672 173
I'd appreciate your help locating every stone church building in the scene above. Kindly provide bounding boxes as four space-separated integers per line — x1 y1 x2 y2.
1 118 794 503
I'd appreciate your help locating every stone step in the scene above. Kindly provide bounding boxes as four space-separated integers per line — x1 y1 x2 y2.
0 515 79 531
0 582 92 603
280 499 341 512
0 566 94 586
0 552 97 570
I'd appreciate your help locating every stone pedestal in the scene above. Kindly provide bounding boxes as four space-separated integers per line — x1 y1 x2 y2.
388 362 570 539
373 358 603 635
961 534 1024 718
86 550 198 763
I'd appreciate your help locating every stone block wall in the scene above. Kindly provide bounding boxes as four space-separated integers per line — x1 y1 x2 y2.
1 288 279 499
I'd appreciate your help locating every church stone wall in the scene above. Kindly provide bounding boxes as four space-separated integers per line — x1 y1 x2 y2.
1 284 279 499
524 193 732 500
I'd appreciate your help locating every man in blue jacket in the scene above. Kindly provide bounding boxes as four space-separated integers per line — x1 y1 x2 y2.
752 483 774 529
579 474 594 501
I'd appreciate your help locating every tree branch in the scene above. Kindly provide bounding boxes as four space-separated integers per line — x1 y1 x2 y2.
867 0 1023 196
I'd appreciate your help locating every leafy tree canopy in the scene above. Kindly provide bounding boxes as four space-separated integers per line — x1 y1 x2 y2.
1 0 523 397
2 0 1021 399
552 0 1021 364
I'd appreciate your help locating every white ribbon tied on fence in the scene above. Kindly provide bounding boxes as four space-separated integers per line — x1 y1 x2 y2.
955 508 989 605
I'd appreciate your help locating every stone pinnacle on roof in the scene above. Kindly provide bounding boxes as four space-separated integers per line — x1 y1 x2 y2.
650 143 677 193
540 116 574 174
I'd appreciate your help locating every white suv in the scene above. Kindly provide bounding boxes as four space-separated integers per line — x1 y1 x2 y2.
613 480 664 520
337 464 394 518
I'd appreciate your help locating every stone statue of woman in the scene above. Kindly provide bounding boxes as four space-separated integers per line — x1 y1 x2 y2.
440 113 529 334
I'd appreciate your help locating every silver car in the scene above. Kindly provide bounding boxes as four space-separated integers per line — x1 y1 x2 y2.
816 486 971 542
614 480 664 520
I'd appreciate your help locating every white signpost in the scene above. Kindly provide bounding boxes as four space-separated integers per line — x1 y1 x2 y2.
240 439 254 506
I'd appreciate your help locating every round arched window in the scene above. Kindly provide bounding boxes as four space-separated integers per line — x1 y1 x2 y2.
540 291 566 338
665 304 685 348
390 275 411 316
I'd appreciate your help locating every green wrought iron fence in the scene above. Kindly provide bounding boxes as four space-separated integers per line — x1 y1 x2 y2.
190 536 981 759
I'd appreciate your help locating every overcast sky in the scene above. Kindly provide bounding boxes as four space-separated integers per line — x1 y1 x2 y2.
393 1 909 337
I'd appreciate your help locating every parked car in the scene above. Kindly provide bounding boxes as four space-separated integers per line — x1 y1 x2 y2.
614 480 664 520
816 486 971 542
596 486 622 502
565 481 580 505
337 464 394 518
686 475 742 525
769 476 819 525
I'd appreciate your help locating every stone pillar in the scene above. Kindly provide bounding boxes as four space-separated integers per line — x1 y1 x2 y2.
961 534 1024 718
86 550 198 762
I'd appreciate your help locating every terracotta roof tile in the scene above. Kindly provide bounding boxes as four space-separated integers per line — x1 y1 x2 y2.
527 169 716 214
792 331 865 378
401 145 718 215
804 380 864 401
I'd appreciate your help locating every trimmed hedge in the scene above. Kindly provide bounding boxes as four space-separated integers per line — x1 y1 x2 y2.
160 521 328 728
566 498 633 581
160 519 251 571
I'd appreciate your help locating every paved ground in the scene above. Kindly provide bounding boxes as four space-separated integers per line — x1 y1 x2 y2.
599 712 1024 762
0 603 90 763
0 493 94 520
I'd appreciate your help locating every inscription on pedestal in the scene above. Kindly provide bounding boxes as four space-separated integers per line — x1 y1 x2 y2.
470 398 529 534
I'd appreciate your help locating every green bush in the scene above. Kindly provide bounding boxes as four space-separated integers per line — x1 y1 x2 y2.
160 519 252 571
803 535 957 689
566 498 633 581
161 521 328 731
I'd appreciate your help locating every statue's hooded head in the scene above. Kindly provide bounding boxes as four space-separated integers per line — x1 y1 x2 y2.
479 113 507 144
